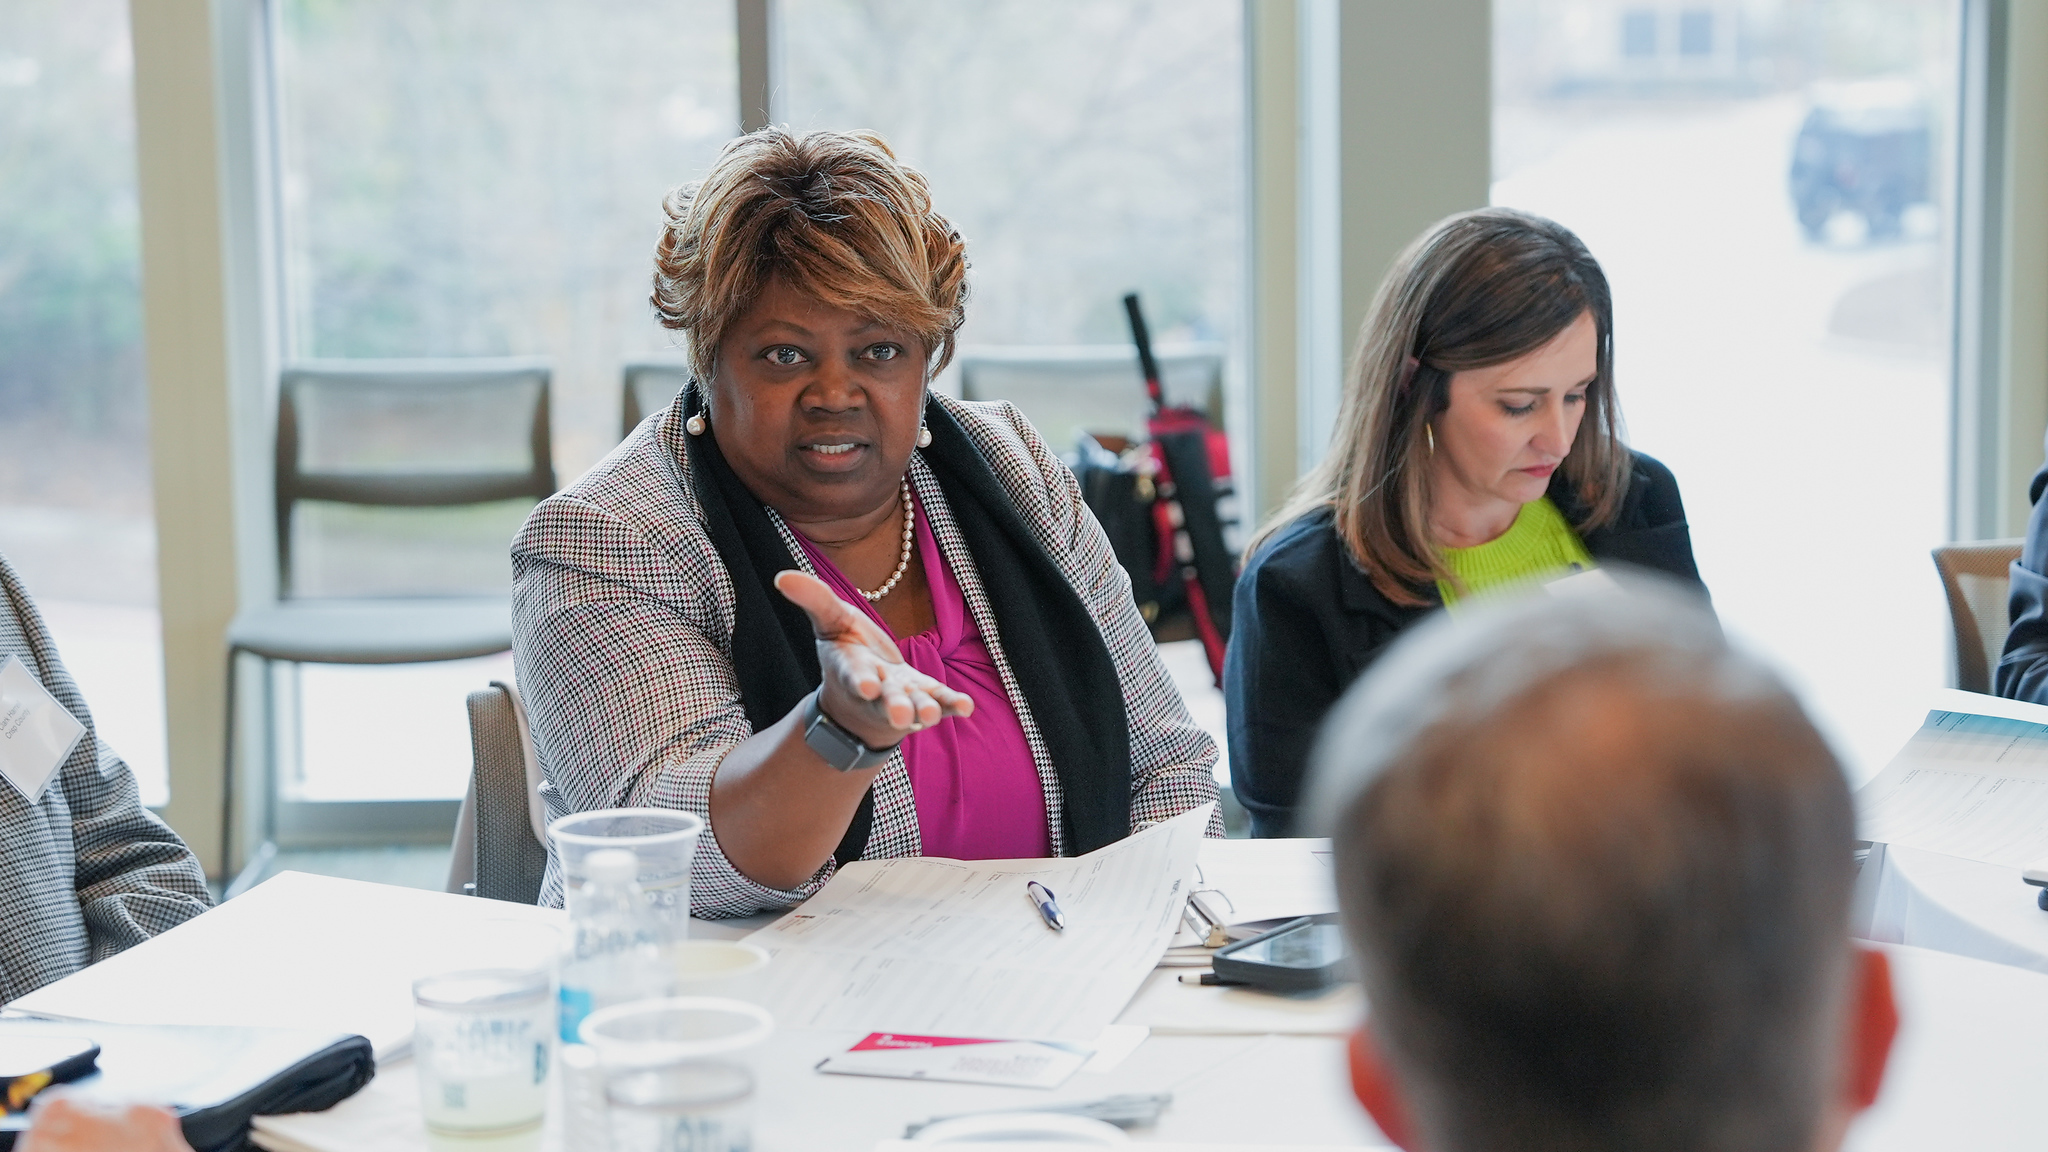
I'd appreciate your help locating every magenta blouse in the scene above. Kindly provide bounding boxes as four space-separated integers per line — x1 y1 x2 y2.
793 494 1052 860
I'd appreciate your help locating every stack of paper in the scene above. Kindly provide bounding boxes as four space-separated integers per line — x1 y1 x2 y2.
1857 691 2048 868
1169 836 1337 953
12 871 564 1064
743 803 1213 1042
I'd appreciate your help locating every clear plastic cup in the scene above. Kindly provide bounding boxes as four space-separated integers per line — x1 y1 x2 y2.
576 996 773 1071
412 968 553 1137
605 1062 754 1152
579 998 773 1152
549 808 704 939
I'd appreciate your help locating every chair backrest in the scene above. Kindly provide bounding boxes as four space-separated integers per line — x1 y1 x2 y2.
276 359 556 596
956 343 1226 451
1932 538 2024 694
622 359 692 438
455 680 549 904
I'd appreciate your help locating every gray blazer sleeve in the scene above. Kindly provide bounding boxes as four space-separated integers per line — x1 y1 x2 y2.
1999 445 2048 702
0 554 210 1003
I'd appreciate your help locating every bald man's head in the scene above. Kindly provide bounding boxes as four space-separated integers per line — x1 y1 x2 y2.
1310 583 1858 1152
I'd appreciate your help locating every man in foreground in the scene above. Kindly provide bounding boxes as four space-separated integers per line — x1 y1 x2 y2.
1308 581 1898 1152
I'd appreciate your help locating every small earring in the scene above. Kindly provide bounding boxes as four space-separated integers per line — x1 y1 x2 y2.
917 424 932 448
1425 423 1435 457
686 413 707 436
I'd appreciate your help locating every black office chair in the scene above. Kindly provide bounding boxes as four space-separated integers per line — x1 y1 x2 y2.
622 359 691 438
224 359 556 877
448 680 549 904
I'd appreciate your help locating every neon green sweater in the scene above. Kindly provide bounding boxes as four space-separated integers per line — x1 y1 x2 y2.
1436 497 1595 608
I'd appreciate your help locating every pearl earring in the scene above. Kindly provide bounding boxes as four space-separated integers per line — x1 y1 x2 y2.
686 413 707 436
917 424 932 448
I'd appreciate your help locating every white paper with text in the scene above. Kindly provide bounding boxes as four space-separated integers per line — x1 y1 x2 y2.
744 803 1213 1041
1858 696 2048 867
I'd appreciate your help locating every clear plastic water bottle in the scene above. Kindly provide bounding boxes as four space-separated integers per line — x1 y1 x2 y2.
559 848 673 1044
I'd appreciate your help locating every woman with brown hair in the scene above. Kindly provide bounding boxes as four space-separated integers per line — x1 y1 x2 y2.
512 127 1219 916
1225 208 1704 837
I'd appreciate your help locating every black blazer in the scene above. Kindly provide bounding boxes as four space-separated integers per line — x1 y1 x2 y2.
1996 443 2048 701
1223 451 1705 837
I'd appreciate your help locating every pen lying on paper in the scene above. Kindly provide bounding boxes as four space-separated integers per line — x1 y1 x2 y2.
1026 880 1065 930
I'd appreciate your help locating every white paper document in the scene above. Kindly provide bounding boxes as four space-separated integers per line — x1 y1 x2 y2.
1168 836 1338 952
1858 697 2048 868
11 871 564 1063
744 803 1214 1042
1194 836 1335 926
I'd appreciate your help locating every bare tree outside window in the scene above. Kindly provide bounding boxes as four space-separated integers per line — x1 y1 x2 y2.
274 0 736 801
779 0 1245 355
777 0 1246 775
0 0 165 805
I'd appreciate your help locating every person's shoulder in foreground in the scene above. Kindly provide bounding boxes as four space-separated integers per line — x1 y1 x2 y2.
0 552 210 1005
1997 433 2048 701
1305 575 1895 1152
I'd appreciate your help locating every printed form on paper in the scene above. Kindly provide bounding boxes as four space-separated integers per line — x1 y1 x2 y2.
1858 692 2048 868
744 802 1214 1042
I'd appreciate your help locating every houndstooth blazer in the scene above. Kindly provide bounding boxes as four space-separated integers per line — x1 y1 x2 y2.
0 552 211 1005
513 393 1222 917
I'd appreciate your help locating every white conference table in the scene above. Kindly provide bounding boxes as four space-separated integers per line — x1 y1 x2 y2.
1859 841 2048 974
15 844 2048 1152
228 892 2046 1151
245 938 2048 1152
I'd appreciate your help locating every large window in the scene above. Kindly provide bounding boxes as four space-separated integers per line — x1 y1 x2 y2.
779 1 1248 767
1493 0 1959 778
779 0 1245 360
0 1 165 805
272 0 737 803
263 1 1246 814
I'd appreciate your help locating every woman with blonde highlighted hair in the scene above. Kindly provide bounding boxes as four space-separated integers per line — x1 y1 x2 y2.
1224 208 1705 837
513 128 1220 916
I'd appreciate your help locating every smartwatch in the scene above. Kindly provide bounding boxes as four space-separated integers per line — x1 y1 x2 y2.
802 690 899 773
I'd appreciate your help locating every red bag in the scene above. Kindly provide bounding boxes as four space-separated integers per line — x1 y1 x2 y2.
1122 294 1239 685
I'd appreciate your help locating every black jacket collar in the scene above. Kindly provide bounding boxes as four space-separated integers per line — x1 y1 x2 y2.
1328 449 1699 619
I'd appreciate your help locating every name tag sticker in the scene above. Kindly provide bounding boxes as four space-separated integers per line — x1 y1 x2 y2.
0 655 85 805
1544 567 1623 598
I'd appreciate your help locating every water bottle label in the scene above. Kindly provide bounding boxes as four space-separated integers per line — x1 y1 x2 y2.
558 984 594 1044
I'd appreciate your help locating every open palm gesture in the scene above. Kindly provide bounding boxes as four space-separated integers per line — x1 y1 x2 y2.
773 570 974 751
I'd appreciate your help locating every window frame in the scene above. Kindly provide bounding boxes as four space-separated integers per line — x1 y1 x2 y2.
128 0 2047 877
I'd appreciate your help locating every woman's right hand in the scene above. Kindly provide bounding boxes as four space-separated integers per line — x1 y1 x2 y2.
774 570 974 751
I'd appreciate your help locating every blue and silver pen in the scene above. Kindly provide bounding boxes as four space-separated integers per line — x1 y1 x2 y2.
1026 880 1065 930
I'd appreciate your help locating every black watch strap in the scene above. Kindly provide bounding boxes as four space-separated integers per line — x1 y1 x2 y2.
802 691 898 773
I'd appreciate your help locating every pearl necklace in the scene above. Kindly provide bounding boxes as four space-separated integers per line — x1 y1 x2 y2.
860 478 915 603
